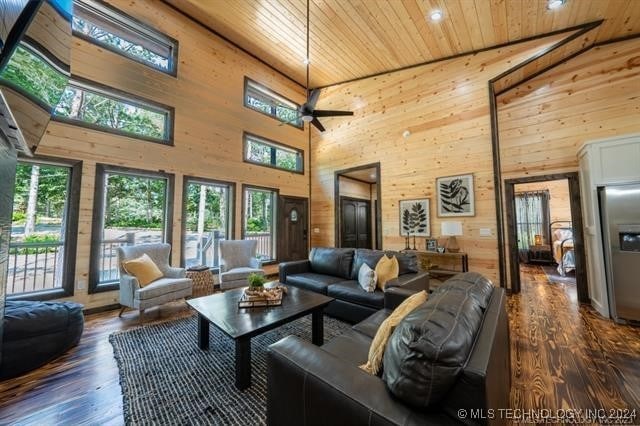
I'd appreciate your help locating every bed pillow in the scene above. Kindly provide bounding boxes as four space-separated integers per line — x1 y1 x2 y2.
554 229 572 241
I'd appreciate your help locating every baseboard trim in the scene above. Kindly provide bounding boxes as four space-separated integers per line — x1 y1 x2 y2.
83 303 121 315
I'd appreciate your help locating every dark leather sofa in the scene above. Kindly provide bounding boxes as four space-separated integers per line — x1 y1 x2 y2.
279 247 429 323
267 272 510 426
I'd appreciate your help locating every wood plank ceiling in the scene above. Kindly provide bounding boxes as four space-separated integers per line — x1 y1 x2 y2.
165 0 640 88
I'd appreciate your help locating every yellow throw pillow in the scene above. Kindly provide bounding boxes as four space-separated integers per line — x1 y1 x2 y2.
360 290 428 375
122 253 163 287
375 254 399 290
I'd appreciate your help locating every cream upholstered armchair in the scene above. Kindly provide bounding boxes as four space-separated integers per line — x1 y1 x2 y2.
219 240 265 290
117 243 192 319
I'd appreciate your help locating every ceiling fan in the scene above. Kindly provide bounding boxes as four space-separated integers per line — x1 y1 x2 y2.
282 0 353 132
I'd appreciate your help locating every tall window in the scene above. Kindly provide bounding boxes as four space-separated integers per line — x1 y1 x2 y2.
244 133 303 173
54 78 173 144
515 190 551 262
7 159 81 299
72 0 178 75
244 78 302 128
243 186 277 262
90 165 173 292
182 178 234 270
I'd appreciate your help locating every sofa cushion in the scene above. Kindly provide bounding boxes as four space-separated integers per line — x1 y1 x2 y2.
382 283 485 408
321 330 371 367
309 247 354 280
136 277 192 300
328 281 384 309
286 273 344 294
350 249 418 280
352 309 391 338
432 271 494 310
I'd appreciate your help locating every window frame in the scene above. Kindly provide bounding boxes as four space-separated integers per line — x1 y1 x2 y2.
243 132 304 174
180 176 236 272
241 184 279 265
89 164 175 294
243 77 303 130
7 155 82 302
72 0 179 76
52 75 175 145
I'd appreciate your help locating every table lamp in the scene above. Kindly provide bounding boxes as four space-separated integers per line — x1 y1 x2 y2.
441 221 463 253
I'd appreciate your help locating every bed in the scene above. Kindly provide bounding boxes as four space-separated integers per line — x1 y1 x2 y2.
551 220 575 276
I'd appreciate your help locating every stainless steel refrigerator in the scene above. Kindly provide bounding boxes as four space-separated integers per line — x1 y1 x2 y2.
599 183 640 324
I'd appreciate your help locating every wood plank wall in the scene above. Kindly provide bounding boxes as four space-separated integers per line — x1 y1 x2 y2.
498 38 640 288
309 35 568 283
34 0 307 309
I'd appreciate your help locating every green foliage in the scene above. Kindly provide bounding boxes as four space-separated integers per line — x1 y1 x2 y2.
184 183 227 232
0 44 68 107
10 234 61 254
246 139 300 172
72 17 169 70
247 273 266 288
55 86 165 140
104 174 166 229
12 163 69 226
246 217 267 232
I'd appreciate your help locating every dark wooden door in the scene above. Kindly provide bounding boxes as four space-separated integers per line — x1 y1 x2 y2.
277 196 308 262
340 197 371 249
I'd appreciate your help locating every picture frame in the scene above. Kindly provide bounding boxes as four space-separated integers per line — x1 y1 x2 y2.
437 173 475 217
399 199 430 237
426 238 438 252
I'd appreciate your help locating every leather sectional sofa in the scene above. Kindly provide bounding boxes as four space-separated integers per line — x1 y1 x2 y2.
267 272 510 425
279 247 429 323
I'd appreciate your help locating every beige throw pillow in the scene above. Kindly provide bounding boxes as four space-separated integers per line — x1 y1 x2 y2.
358 263 377 293
375 255 399 290
360 290 428 375
122 253 163 287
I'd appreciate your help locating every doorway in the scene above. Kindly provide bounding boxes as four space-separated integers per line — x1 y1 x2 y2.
505 173 589 303
340 197 371 248
335 163 381 249
277 196 308 262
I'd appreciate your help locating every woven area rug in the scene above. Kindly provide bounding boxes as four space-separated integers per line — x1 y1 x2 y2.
109 314 351 425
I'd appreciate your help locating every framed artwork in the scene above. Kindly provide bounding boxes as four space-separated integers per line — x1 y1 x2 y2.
437 173 475 217
399 199 430 237
426 238 438 251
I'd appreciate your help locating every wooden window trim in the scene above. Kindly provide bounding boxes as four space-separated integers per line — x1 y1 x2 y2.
241 184 279 264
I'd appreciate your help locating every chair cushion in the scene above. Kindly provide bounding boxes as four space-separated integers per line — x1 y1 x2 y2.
321 330 371 367
375 255 399 290
382 282 485 408
136 277 193 300
220 240 257 271
328 281 384 309
286 273 344 294
309 247 354 280
122 253 163 287
220 267 264 282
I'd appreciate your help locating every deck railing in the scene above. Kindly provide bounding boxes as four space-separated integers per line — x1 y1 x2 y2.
244 232 273 261
7 241 64 295
98 232 135 284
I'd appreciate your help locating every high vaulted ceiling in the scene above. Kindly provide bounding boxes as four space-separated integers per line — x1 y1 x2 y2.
166 0 640 88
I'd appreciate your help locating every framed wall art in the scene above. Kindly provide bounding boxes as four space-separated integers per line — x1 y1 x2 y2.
437 174 475 217
399 199 430 237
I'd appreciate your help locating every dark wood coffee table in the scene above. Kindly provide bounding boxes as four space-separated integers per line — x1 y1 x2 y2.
187 284 333 390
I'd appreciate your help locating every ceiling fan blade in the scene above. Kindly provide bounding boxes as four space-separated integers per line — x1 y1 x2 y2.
311 117 325 132
307 89 320 109
313 110 354 117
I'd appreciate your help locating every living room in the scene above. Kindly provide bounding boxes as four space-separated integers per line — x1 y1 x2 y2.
0 0 639 424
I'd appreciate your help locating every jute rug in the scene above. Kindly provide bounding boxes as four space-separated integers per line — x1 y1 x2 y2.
109 314 351 425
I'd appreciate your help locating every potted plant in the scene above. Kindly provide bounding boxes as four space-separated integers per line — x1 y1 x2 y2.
247 273 266 291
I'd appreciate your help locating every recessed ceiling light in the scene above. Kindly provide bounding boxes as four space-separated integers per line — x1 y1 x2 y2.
429 10 443 21
547 0 565 10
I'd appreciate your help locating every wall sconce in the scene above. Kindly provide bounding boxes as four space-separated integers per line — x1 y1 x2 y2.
441 221 463 253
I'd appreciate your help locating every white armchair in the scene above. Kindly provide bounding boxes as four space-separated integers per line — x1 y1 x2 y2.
219 240 265 290
117 243 192 319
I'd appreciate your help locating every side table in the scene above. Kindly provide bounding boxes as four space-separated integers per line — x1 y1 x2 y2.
186 268 215 297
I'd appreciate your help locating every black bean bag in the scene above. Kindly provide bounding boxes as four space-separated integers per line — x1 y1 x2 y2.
1 300 84 380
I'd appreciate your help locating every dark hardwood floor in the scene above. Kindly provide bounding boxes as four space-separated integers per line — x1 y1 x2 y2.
0 267 639 424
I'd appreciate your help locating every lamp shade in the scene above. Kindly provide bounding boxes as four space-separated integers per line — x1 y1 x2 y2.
441 221 463 236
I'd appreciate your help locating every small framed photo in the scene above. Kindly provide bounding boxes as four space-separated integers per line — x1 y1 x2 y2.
426 238 438 252
437 173 475 217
